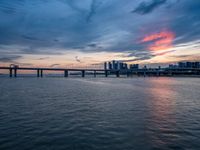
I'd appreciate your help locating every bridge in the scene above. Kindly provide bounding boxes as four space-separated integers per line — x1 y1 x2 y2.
0 66 114 78
0 66 200 78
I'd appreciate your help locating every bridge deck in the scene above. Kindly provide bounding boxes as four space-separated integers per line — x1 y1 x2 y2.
0 66 200 71
0 66 200 78
0 67 107 72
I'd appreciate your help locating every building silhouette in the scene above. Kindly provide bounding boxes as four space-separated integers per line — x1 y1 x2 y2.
178 62 200 68
104 60 139 70
130 64 139 70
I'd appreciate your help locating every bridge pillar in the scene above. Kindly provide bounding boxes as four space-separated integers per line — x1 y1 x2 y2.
127 71 129 77
64 70 68 77
156 71 160 76
105 70 108 77
37 69 40 77
40 70 43 77
9 68 13 77
94 71 96 77
143 71 146 77
116 71 120 77
82 70 85 77
14 68 17 77
136 71 139 77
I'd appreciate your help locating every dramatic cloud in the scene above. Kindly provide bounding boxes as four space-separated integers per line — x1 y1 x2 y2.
86 0 102 22
0 0 200 65
120 50 175 63
38 57 50 60
50 64 60 67
140 30 175 51
132 0 167 15
0 55 21 63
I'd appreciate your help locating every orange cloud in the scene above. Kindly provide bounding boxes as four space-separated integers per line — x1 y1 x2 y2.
141 30 175 51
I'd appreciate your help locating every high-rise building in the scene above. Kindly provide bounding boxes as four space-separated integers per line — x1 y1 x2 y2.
129 64 139 70
194 62 200 68
112 60 116 70
108 62 112 70
104 62 107 70
119 62 123 70
186 62 192 68
105 60 129 70
178 62 186 68
178 61 200 68
169 64 177 69
124 63 128 70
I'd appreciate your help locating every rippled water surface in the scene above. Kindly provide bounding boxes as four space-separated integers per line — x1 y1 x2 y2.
0 77 200 150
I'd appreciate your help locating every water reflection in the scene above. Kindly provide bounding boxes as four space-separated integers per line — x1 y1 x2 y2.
144 78 181 149
146 78 177 119
0 78 200 150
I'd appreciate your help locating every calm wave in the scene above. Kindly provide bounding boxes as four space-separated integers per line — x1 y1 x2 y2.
0 77 200 150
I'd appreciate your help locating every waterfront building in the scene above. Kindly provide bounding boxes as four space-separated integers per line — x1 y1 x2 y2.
194 62 200 68
169 64 178 69
178 61 200 68
104 62 107 70
105 60 129 70
129 64 139 70
112 60 116 69
108 62 112 70
178 62 186 68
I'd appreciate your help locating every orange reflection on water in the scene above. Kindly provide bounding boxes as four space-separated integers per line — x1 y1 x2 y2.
145 78 178 147
146 78 177 119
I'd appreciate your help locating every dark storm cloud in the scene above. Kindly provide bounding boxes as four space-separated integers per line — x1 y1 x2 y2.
22 35 41 41
0 55 21 63
16 62 33 66
121 55 153 63
0 0 25 15
132 0 167 15
87 43 97 47
120 50 175 62
86 0 103 22
86 0 97 22
118 51 154 62
19 46 63 55
38 57 50 60
49 64 60 67
0 0 200 62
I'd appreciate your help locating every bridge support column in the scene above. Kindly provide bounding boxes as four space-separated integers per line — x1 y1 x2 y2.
127 71 129 77
94 71 96 77
14 68 17 77
116 71 120 77
143 71 146 77
82 70 85 77
156 71 160 77
37 69 40 77
105 70 108 77
64 70 68 77
40 70 43 77
9 68 13 77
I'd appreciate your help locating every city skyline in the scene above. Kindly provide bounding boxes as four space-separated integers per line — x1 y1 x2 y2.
0 0 200 68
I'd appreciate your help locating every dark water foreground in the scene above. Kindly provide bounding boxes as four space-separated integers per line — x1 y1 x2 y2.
0 77 200 150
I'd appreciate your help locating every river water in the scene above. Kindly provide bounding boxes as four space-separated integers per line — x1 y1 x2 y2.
0 77 200 150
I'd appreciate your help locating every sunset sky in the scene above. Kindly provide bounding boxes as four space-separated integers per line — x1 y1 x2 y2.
0 0 200 68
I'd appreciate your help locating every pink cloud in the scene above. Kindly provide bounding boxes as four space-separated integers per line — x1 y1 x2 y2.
141 30 175 51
